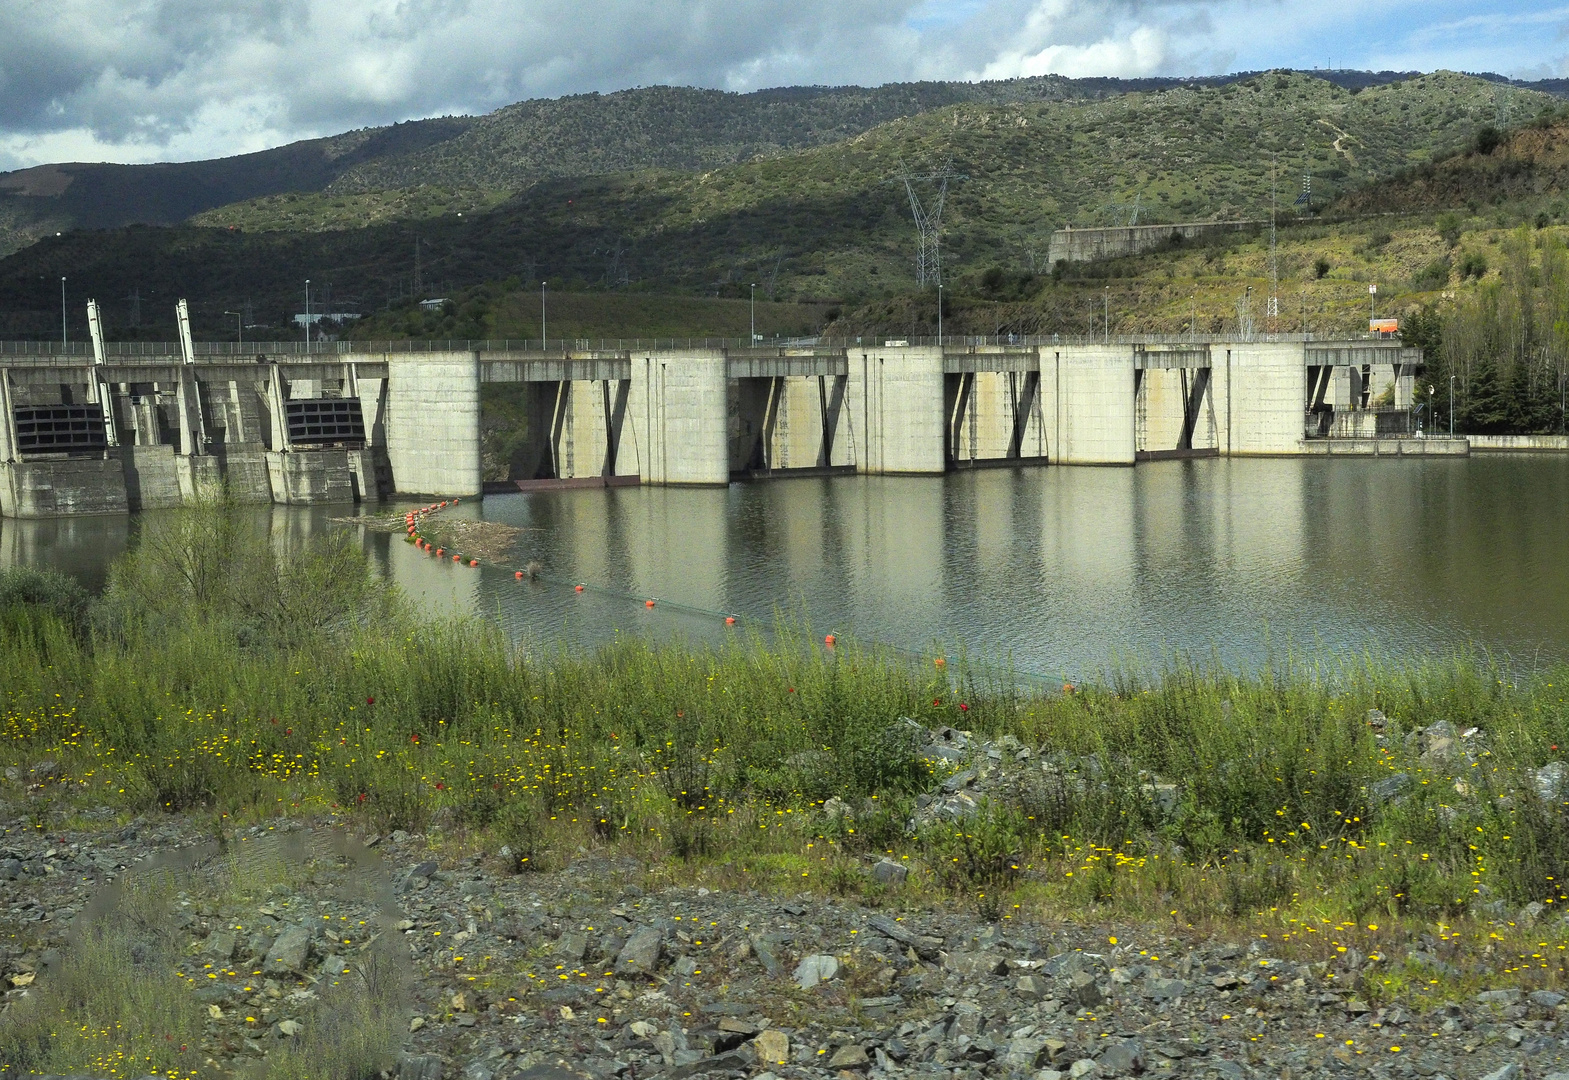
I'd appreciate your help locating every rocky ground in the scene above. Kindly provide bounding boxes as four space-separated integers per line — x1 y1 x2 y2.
1 805 1568 1080
4 719 1569 1080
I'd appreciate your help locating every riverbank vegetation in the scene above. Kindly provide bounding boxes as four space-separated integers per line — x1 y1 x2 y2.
3 508 1569 986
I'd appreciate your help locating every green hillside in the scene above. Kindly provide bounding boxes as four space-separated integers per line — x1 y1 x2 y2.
0 71 1559 341
0 73 1249 260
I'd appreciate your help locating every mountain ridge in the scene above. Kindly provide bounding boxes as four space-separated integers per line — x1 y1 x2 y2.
0 67 1559 260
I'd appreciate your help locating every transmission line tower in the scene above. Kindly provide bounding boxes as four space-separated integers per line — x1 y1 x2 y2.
1100 193 1142 226
1267 154 1280 331
888 160 964 287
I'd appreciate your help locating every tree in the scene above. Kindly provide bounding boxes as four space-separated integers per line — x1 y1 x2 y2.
1461 351 1510 433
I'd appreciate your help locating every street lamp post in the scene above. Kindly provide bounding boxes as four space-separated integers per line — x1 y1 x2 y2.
305 279 312 351
937 283 943 346
1369 283 1377 325
224 311 243 350
541 281 547 351
1104 286 1109 342
750 283 757 344
1450 374 1456 436
60 277 66 346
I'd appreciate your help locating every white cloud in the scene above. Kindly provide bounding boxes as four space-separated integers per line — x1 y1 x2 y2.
0 0 1563 170
981 22 1172 79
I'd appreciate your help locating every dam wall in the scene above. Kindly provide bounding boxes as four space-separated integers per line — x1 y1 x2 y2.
0 336 1420 515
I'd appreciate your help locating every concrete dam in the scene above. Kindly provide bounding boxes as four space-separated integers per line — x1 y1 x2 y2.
0 336 1431 517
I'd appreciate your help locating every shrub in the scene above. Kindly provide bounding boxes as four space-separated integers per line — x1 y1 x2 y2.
1412 256 1451 291
0 566 89 639
1436 211 1464 246
925 802 1027 892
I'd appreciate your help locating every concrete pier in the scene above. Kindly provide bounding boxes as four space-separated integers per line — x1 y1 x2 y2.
0 335 1423 516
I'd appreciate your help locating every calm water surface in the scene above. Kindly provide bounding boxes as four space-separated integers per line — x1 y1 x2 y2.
6 456 1568 676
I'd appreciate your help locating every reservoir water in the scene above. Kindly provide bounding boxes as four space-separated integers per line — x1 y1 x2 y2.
6 455 1569 677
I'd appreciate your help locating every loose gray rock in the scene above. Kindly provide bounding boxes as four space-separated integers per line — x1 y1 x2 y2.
1530 990 1566 1008
553 931 588 963
201 930 236 961
794 953 839 989
1098 1038 1144 1076
871 858 909 886
1477 989 1523 1005
1070 969 1104 1007
1532 761 1568 800
613 926 662 976
1144 977 1185 1002
828 1044 869 1069
397 1053 444 1080
1479 1065 1522 1080
1006 1038 1050 1069
944 951 1007 977
263 926 311 973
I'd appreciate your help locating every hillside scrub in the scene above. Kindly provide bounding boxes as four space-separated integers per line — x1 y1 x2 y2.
3 512 1569 932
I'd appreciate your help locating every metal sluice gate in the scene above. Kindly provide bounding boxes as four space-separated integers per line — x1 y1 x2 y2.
284 399 366 446
13 405 107 456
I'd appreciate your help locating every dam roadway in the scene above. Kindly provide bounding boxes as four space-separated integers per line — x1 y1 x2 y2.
0 335 1435 517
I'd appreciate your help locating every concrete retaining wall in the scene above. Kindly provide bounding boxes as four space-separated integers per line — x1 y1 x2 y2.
119 445 185 510
0 458 128 517
1468 434 1569 452
1299 437 1469 456
1047 221 1256 264
384 351 482 496
267 450 356 504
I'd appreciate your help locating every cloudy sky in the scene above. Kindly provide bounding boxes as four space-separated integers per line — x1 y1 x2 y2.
0 0 1563 170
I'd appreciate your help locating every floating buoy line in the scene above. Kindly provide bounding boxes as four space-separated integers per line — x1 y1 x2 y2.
404 498 1063 687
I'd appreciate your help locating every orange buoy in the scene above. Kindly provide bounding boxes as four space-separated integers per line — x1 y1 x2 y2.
469 559 478 567
574 584 584 592
725 616 736 625
515 570 524 580
435 548 444 556
824 634 836 647
441 501 447 507
453 554 461 562
645 599 655 608
453 498 460 504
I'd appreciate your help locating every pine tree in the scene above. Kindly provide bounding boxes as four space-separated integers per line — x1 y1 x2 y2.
1463 353 1510 433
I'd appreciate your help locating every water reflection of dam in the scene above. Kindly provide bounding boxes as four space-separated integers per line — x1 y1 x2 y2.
5 456 1569 674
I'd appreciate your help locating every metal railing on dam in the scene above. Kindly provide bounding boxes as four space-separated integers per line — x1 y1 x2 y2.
0 330 1408 358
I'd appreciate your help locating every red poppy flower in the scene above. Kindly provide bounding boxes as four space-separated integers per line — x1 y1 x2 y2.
959 703 970 712
366 697 375 705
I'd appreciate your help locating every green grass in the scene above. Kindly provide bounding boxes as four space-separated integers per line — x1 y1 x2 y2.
4 508 1569 1008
